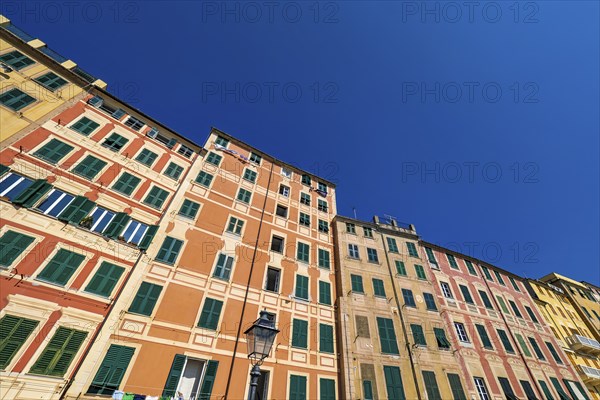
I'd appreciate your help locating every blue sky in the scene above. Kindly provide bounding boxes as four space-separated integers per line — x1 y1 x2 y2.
4 1 598 283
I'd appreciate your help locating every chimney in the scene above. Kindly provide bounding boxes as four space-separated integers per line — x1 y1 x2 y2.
373 216 380 224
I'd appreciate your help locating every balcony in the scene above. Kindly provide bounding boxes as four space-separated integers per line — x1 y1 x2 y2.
578 365 600 384
566 335 600 355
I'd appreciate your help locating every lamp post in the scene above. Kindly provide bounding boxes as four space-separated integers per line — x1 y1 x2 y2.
244 311 279 400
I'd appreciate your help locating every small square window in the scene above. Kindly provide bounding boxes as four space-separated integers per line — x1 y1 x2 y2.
249 152 262 165
243 169 257 183
346 223 356 234
301 174 311 186
102 133 129 152
300 193 311 206
299 212 310 227
271 236 284 253
348 244 359 259
276 205 288 218
0 88 36 111
215 136 229 147
363 227 373 238
317 199 328 212
279 185 290 197
237 188 252 204
318 220 329 233
206 152 222 166
281 167 292 178
226 217 244 235
318 182 327 193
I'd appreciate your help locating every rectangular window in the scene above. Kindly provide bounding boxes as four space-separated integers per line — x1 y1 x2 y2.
205 152 222 166
351 274 364 293
411 324 426 346
289 375 307 400
387 237 398 252
300 192 311 206
0 173 35 201
520 381 538 400
317 199 328 212
177 145 194 158
319 281 331 305
348 244 359 259
291 319 308 348
317 182 327 193
318 219 329 233
367 248 379 263
481 266 493 281
243 168 257 183
498 377 517 400
299 212 310 227
496 296 510 314
155 236 183 265
195 171 213 187
34 138 74 164
465 260 477 275
297 242 309 263
29 327 87 376
0 315 39 369
363 227 373 237
377 318 399 354
0 230 35 268
249 152 262 165
84 261 124 298
178 199 200 219
121 220 149 245
36 189 74 218
407 242 419 257
164 162 184 180
441 282 453 298
538 381 554 400
447 374 467 400
198 298 223 330
459 285 474 304
434 328 451 349
318 249 330 269
346 223 356 234
271 236 284 253
128 282 162 316
478 290 494 310
476 324 493 349
528 338 546 360
73 155 106 180
112 172 141 196
363 380 374 400
215 136 229 147
424 293 437 311
87 345 135 395
237 188 252 204
422 371 442 400
454 322 469 342
0 88 35 111
320 378 335 400
494 271 506 285
102 133 129 152
383 365 405 399
213 253 234 280
509 300 523 318
515 334 532 357
37 249 85 286
144 186 169 209
415 264 427 280
395 261 407 276
275 204 288 218
70 116 99 136
545 341 563 364
425 247 437 264
300 174 311 186
226 217 244 235
497 329 515 353
123 116 143 131
474 377 490 400
373 278 386 297
279 184 290 197
550 377 571 400
319 324 334 353
0 50 35 70
402 289 416 307
509 276 521 291
295 275 309 300
447 254 459 269
265 267 281 292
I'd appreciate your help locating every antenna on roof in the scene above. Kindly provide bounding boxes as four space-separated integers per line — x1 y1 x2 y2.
383 214 397 225
353 207 357 219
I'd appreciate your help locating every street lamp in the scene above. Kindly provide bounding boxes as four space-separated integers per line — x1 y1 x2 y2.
244 311 279 400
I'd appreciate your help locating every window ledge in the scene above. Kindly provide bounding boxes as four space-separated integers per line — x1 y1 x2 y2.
291 295 310 303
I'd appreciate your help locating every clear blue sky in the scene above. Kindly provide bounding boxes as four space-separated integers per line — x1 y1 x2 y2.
5 1 598 283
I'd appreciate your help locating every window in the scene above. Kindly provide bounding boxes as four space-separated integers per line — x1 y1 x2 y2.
215 136 229 147
300 192 311 206
37 249 85 286
395 261 407 275
295 275 309 300
84 261 124 298
407 242 419 257
363 380 374 400
367 248 379 263
498 377 517 400
0 230 34 268
411 324 426 346
497 329 515 353
33 139 74 164
318 219 329 233
387 238 398 252
538 381 554 400
34 72 67 91
73 155 106 180
271 236 284 253
422 371 442 400
164 162 184 180
454 322 469 342
213 253 234 280
441 282 453 298
496 296 510 314
319 324 334 353
0 50 35 70
373 278 386 297
0 173 34 201
0 315 39 369
29 327 87 376
424 293 437 311
144 186 169 209
318 249 330 269
351 274 364 293
494 271 506 285
243 168 257 183
545 341 563 364
279 184 290 197
102 133 129 152
447 374 467 400
205 152 222 166
0 88 35 111
520 381 537 400
124 116 144 131
281 167 292 178
478 290 494 310
346 223 356 234
155 236 183 265
320 378 335 400
425 247 437 264
87 345 135 395
289 375 307 400
198 298 223 330
272 205 287 220
402 289 416 307
474 377 490 400
509 276 521 291
297 242 310 263
249 152 262 165
112 172 141 196
237 188 252 204
317 199 328 212
383 366 405 399
121 220 149 245
87 206 115 234
265 267 281 292
550 377 571 400
37 189 75 217
509 300 523 318
226 216 244 235
447 254 459 269
434 328 451 349
195 171 213 187
415 264 427 280
299 212 310 227
528 337 545 360
475 324 493 349
348 244 359 259
318 182 328 193
70 117 99 136
515 334 532 357
177 144 194 158
178 199 200 219
363 227 373 237
465 260 477 275
459 285 474 304
301 174 311 185
481 266 493 281
319 281 331 305
291 319 308 348
377 317 399 354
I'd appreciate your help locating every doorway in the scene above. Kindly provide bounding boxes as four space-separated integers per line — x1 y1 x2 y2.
177 358 205 400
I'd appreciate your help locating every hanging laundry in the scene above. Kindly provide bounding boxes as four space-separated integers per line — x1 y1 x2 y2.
145 396 159 400
112 390 124 400
122 394 134 400
133 394 146 400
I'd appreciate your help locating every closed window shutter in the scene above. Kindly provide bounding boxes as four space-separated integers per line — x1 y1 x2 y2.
71 117 99 135
30 327 87 376
546 342 563 364
38 249 85 286
459 285 473 303
320 378 336 400
476 325 493 349
113 172 140 195
162 354 186 397
497 330 515 353
320 324 334 353
520 380 539 400
156 237 183 264
85 262 125 297
74 156 107 179
198 298 223 330
383 366 406 400
0 315 39 369
57 196 95 224
423 371 442 400
198 360 219 400
296 275 308 299
411 324 426 346
319 281 331 305
515 334 532 357
550 377 571 400
129 282 162 316
12 179 52 207
292 319 308 348
377 318 399 354
88 344 135 395
290 375 307 400
138 225 158 250
144 186 169 208
0 230 35 267
103 213 131 239
0 164 9 176
34 139 74 164
447 373 467 400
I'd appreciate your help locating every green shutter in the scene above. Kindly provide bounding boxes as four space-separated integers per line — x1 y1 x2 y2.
479 291 493 309
411 324 426 346
396 261 407 275
377 317 399 354
319 324 334 353
383 366 406 400
33 139 74 164
162 354 186 397
363 381 374 400
179 199 200 219
497 329 515 353
112 172 141 196
434 328 450 349
0 315 39 369
198 298 223 330
295 275 309 299
515 334 532 357
572 381 590 400
290 375 307 400
424 293 437 311
476 325 493 349
415 264 427 279
37 249 85 286
351 275 364 293
30 327 87 376
459 285 474 304
57 196 95 224
84 262 125 297
198 360 219 400
135 148 158 166
539 380 555 400
88 344 135 395
529 337 545 360
12 179 52 208
103 213 131 239
318 249 330 269
292 319 308 348
0 230 35 267
164 162 183 180
373 278 386 297
406 242 418 257
546 342 563 364
144 186 169 209
128 282 162 316
496 296 510 314
465 260 477 275
423 371 442 400
0 164 9 177
319 281 331 305
70 117 99 135
447 373 467 400
138 225 158 250
550 378 571 400
297 242 309 262
195 171 213 187
156 236 183 265
320 378 336 400
73 155 107 180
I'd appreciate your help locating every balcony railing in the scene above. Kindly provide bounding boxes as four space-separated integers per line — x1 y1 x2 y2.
578 364 600 384
566 334 600 355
